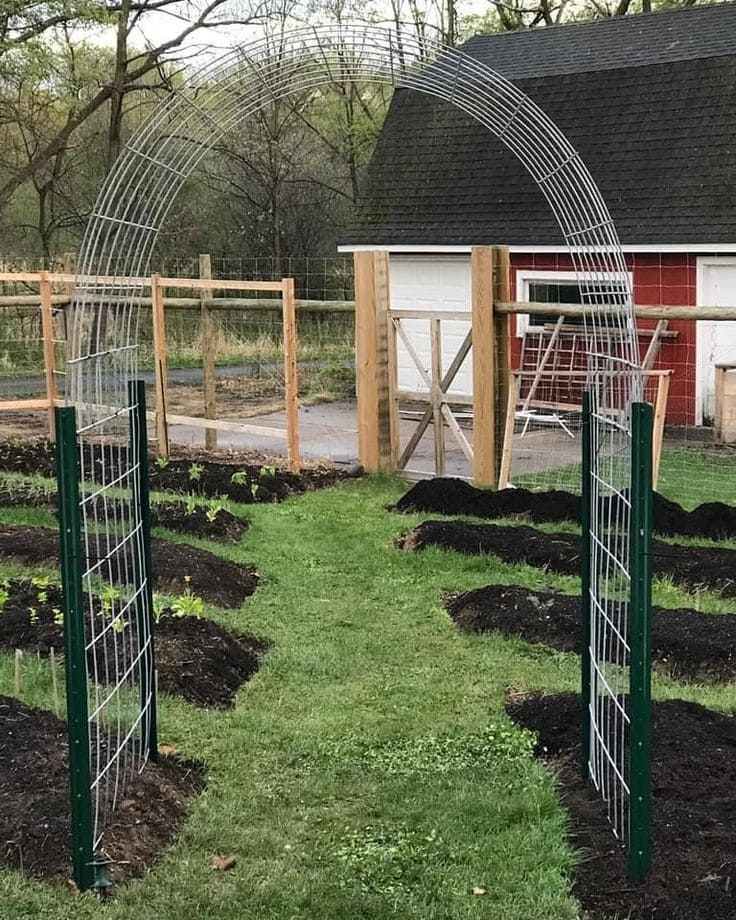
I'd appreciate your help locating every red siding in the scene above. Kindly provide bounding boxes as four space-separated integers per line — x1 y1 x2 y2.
509 252 697 424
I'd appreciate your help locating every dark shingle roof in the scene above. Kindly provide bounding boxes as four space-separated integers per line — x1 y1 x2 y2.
344 4 736 247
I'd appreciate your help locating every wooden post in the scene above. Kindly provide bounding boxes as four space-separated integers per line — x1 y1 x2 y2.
498 372 522 489
354 251 395 473
282 277 300 471
39 270 58 438
431 317 445 475
199 254 217 451
373 251 392 470
651 370 671 489
387 314 400 470
471 247 495 487
492 246 511 486
151 274 169 458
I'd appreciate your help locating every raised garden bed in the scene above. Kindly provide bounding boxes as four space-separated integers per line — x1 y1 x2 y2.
398 520 736 597
0 579 267 708
447 583 736 682
151 501 248 543
508 692 736 920
0 439 358 504
0 694 205 884
394 477 736 541
0 526 258 608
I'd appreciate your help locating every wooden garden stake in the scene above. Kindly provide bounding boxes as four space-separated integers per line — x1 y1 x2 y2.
14 648 22 696
50 646 60 716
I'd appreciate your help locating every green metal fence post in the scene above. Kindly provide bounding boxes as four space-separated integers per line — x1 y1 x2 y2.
629 401 654 881
56 406 95 892
580 391 593 780
128 379 158 761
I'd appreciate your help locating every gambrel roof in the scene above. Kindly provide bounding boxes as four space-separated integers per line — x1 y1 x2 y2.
343 4 736 247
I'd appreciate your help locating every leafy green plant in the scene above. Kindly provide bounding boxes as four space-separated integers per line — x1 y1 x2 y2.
28 606 38 625
152 593 168 624
31 575 52 605
53 607 64 628
112 618 127 634
205 501 223 523
100 585 120 616
171 577 205 618
155 456 169 469
250 482 259 499
230 470 248 487
0 585 9 612
188 462 204 482
259 464 276 479
184 495 198 516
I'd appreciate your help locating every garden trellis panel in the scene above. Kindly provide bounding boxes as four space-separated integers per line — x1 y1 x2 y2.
63 22 643 887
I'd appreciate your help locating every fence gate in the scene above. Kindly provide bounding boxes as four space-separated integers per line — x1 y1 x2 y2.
388 309 474 477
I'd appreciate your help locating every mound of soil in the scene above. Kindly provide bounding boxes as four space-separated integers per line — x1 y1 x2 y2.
508 692 736 920
0 694 205 885
447 583 736 682
151 502 249 543
398 520 736 597
149 455 354 504
0 526 258 609
0 482 54 508
0 439 358 504
0 580 267 708
155 616 268 708
394 478 736 541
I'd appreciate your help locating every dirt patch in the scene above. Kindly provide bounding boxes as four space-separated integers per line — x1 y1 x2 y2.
155 616 268 708
447 583 736 683
151 502 248 543
0 438 358 503
0 694 205 885
0 526 258 609
398 520 736 597
394 478 736 541
0 579 267 708
508 692 736 920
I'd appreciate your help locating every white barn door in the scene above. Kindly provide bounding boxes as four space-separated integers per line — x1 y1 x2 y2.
389 255 472 395
697 258 736 424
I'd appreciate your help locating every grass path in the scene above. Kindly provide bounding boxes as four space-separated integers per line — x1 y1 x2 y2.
2 475 735 919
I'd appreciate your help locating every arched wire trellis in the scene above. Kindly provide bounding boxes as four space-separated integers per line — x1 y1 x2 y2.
66 23 642 864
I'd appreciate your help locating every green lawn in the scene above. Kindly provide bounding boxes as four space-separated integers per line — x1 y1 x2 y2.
1 476 735 919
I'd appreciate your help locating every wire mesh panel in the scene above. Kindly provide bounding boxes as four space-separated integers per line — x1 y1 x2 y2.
64 21 643 880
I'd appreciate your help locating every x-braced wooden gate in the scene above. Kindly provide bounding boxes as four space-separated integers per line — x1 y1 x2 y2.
388 309 474 477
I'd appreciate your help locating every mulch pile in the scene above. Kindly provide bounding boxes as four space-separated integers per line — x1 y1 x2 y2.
447 583 736 682
394 477 736 541
398 519 736 597
508 692 736 920
0 526 258 608
0 694 205 884
0 579 267 708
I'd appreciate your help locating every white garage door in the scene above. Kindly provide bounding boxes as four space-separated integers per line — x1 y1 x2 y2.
389 255 472 395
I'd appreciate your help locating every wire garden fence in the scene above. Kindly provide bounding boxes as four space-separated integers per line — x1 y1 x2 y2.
56 381 157 891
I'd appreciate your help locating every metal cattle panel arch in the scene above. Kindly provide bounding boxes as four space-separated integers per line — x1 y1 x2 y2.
66 24 642 857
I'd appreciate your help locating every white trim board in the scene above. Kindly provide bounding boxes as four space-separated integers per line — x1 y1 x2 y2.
338 243 736 254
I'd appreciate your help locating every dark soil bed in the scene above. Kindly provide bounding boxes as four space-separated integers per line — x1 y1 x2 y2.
0 439 358 504
0 694 205 884
398 520 736 597
151 502 248 543
0 579 267 708
394 477 736 541
447 583 736 682
0 526 258 608
508 692 736 920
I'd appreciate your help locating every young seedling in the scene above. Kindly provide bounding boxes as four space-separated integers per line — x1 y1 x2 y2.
188 462 204 483
205 501 223 523
230 470 248 487
155 456 169 470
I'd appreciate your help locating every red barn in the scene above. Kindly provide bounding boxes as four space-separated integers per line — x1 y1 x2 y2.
341 4 736 429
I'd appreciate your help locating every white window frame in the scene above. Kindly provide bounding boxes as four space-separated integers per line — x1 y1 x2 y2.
514 268 635 337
